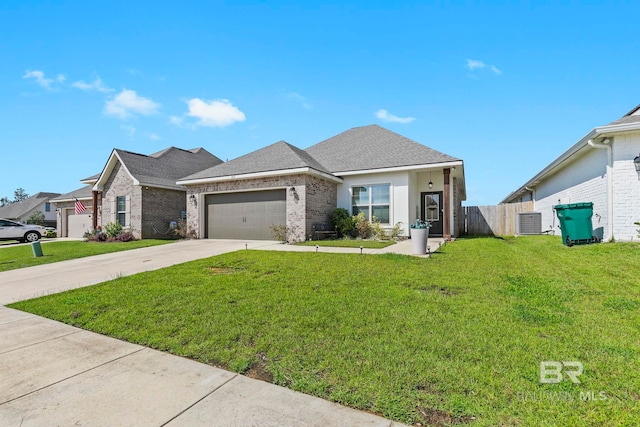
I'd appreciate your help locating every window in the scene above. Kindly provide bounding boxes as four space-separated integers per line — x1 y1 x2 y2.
352 184 390 223
45 203 50 212
117 196 127 227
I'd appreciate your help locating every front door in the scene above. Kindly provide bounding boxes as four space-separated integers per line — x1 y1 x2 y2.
421 192 443 236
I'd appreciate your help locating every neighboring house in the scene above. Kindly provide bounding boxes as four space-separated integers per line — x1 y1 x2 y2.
502 105 640 241
0 192 60 227
57 147 223 239
50 174 98 238
178 124 466 242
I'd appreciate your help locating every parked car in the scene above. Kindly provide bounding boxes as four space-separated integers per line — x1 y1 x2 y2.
43 227 57 238
0 218 46 242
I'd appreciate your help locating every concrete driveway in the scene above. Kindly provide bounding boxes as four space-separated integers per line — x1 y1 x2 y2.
0 239 407 426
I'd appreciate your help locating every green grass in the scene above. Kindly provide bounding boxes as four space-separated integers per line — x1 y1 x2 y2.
296 239 396 249
9 236 640 425
0 240 174 272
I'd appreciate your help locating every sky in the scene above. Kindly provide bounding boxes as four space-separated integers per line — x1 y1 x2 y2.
2 0 640 206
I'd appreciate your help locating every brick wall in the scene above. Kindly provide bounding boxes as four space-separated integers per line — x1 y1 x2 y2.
304 174 338 239
101 161 142 238
611 132 640 241
141 187 186 239
185 173 337 242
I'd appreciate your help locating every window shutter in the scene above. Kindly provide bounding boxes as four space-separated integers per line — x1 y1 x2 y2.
111 199 117 223
125 196 131 228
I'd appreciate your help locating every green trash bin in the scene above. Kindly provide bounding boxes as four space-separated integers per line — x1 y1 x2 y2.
554 202 597 247
31 241 43 257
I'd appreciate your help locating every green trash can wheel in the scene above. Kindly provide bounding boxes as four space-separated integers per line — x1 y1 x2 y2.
566 236 573 247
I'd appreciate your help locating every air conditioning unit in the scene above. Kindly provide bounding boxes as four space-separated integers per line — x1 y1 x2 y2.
516 212 542 235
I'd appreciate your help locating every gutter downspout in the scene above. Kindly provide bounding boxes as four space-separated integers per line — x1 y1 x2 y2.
588 139 613 240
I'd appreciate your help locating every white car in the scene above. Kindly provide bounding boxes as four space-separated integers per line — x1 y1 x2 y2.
0 218 46 243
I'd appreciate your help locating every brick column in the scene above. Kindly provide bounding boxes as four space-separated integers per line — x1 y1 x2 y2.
443 168 451 241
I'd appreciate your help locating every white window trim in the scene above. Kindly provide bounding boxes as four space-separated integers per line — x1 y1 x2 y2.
351 183 392 225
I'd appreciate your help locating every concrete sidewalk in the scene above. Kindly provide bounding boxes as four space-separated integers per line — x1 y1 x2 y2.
0 306 404 426
0 239 409 426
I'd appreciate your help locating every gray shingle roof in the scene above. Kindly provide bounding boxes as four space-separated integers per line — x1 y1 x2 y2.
605 104 640 126
114 147 223 188
180 141 331 181
51 185 93 202
0 192 61 219
304 124 460 173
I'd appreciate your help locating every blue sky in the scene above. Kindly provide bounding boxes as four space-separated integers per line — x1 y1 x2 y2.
2 1 640 205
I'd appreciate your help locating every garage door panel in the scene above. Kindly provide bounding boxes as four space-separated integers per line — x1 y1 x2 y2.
206 190 286 240
67 214 92 238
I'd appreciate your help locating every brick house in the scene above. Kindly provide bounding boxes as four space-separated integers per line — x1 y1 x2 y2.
178 125 466 242
55 147 222 238
502 105 640 241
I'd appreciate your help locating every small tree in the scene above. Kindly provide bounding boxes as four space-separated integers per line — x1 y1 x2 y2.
27 210 46 226
13 188 29 202
0 197 10 207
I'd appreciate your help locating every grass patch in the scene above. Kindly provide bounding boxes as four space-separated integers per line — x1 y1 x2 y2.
296 239 396 249
10 236 640 425
0 240 174 272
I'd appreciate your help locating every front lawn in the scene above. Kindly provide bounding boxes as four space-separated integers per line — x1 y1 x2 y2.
10 236 640 425
0 240 174 272
296 239 396 249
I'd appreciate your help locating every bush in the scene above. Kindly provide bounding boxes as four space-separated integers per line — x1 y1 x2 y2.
353 212 371 239
270 224 290 243
389 222 404 239
104 222 123 238
370 216 387 240
330 208 354 238
116 231 135 242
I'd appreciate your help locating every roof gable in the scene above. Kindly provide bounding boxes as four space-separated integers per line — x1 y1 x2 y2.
179 141 331 181
304 124 460 173
0 192 61 219
95 146 223 190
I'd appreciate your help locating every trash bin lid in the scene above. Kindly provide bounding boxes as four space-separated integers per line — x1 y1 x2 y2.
554 202 593 210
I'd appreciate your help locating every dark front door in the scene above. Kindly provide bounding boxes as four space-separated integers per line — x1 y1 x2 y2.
421 191 443 236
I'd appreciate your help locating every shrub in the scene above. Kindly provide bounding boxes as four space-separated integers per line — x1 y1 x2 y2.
353 212 371 239
173 218 197 239
390 222 404 239
270 224 290 243
116 231 136 242
104 222 123 238
370 216 387 240
330 208 354 238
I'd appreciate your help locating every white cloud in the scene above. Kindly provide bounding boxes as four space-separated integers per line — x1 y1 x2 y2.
104 89 160 118
148 133 161 140
375 109 415 124
72 77 113 93
287 92 312 109
185 98 246 127
466 59 502 75
120 125 136 139
23 70 55 89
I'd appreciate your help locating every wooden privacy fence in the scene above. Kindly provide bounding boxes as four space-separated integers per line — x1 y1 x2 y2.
461 201 534 236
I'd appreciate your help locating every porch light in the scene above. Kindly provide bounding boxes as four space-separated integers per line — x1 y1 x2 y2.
189 194 197 206
428 171 433 189
634 154 640 172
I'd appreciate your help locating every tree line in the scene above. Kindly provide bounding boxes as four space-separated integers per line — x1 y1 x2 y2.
0 188 29 207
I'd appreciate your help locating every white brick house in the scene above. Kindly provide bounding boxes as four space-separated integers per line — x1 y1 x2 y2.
503 105 640 241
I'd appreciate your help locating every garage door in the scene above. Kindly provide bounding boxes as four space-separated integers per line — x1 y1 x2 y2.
206 190 286 240
67 213 93 238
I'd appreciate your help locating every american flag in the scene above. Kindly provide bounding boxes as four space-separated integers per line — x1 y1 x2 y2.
74 197 87 215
